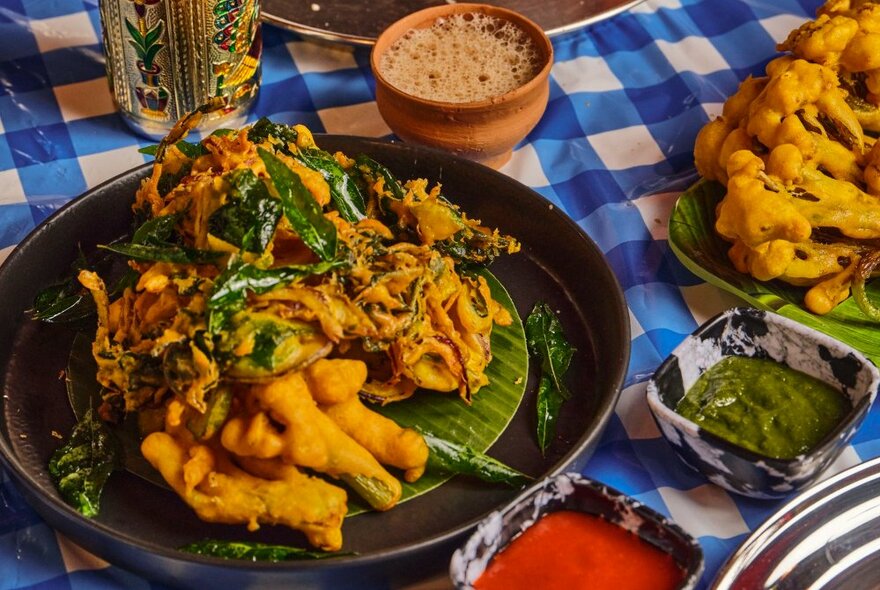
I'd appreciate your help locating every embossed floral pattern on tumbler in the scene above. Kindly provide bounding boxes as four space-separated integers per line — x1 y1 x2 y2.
99 0 262 138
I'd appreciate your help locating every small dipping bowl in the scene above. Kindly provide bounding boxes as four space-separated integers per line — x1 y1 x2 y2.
450 473 703 589
647 307 880 499
370 3 553 169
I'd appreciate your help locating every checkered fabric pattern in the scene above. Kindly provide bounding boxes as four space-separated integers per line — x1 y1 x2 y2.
3 0 866 588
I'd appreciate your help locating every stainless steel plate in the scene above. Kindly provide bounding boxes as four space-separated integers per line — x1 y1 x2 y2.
262 0 646 45
713 456 880 590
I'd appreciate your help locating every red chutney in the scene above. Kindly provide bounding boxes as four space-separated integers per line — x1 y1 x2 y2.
474 510 685 590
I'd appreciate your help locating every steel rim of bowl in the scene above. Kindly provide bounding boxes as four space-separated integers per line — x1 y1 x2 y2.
711 455 880 589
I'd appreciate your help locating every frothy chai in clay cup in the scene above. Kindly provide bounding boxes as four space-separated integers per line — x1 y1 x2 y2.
378 13 543 104
371 4 553 168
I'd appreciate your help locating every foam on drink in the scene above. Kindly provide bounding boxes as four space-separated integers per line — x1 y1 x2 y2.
378 12 542 104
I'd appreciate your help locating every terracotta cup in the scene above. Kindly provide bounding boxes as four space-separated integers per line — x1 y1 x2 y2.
371 3 553 169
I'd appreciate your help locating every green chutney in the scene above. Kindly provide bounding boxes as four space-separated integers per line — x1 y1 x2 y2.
675 356 851 459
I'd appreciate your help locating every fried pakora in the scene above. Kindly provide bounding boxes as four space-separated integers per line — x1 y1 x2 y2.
79 118 518 549
694 0 880 315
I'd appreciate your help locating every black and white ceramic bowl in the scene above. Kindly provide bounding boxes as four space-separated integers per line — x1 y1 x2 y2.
449 473 703 589
647 307 880 499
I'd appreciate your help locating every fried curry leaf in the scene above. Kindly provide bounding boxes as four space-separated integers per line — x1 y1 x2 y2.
48 409 122 518
258 147 338 261
157 161 192 197
421 431 531 488
435 231 519 267
248 117 298 152
140 127 235 157
207 257 343 332
526 302 573 399
30 248 96 323
526 302 574 454
355 154 405 200
31 239 139 324
31 287 95 323
535 375 565 453
180 540 352 561
298 149 366 222
172 141 208 160
208 169 282 253
139 140 208 159
99 243 221 264
132 213 180 245
109 213 220 263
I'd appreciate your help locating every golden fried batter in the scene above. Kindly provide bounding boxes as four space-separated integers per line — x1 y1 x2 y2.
694 0 880 315
220 368 404 511
305 359 429 482
142 430 347 551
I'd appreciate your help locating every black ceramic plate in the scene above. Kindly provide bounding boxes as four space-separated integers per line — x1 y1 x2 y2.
262 0 647 45
0 137 629 589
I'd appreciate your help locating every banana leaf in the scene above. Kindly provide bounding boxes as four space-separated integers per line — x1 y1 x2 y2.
350 270 527 512
669 179 880 365
66 270 528 510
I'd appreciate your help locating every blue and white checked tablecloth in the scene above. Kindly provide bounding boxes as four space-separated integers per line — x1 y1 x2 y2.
3 0 874 588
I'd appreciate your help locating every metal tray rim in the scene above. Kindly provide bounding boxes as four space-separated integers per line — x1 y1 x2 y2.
261 0 648 46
